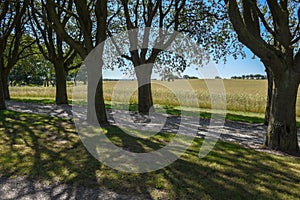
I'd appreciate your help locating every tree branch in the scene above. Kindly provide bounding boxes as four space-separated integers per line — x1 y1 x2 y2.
226 0 281 70
107 29 132 62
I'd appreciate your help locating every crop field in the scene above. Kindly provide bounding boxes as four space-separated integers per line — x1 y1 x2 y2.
9 79 300 116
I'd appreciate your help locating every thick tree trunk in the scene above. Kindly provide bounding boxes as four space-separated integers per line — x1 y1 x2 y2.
84 0 108 125
86 61 108 125
0 72 6 110
54 63 68 105
265 69 299 153
135 66 153 115
95 77 108 125
264 67 273 125
87 77 108 125
1 72 10 100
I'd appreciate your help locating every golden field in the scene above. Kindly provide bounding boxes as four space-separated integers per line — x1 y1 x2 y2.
9 79 300 116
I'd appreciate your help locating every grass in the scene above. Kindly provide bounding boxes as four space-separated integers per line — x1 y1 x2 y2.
10 98 65 105
0 110 300 199
7 79 278 125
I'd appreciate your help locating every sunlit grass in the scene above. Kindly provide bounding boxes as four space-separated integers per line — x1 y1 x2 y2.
10 79 300 116
0 111 300 199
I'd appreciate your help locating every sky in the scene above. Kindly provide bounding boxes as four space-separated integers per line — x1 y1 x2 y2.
102 47 266 79
215 48 265 79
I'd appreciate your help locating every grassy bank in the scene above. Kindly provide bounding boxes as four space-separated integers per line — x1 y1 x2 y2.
0 110 300 199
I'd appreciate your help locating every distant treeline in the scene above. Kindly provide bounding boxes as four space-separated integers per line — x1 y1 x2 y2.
231 74 267 80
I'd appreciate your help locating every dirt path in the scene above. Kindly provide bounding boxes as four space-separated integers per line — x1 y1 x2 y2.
0 176 145 200
7 100 300 152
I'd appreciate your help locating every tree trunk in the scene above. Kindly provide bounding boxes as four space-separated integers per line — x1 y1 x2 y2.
54 63 68 105
265 69 299 154
135 66 153 115
1 72 10 100
86 58 108 125
95 77 108 125
0 72 6 110
264 67 273 125
87 77 108 125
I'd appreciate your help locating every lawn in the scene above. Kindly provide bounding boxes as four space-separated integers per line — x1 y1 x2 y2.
9 79 300 116
0 110 300 199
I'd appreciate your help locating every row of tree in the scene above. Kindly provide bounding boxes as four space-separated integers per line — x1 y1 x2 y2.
0 0 299 154
231 74 267 80
1 0 235 120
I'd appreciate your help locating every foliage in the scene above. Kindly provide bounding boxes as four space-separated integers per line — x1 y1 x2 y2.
8 34 54 86
231 74 267 80
0 0 31 101
9 58 53 86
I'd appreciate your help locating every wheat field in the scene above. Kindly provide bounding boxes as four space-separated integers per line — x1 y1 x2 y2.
9 79 300 116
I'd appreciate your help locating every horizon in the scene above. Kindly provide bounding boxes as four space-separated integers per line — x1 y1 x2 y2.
103 48 266 80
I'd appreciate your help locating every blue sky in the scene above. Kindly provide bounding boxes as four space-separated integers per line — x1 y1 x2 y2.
214 48 266 78
103 47 266 79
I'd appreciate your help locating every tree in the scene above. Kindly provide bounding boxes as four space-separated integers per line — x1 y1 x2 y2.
109 0 237 115
30 0 80 104
0 0 31 100
43 0 108 124
9 51 53 86
226 0 300 153
0 74 5 110
264 67 273 125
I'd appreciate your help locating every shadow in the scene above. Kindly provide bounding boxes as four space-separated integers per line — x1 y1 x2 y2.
7 100 73 119
157 140 300 199
0 110 151 199
1 109 300 199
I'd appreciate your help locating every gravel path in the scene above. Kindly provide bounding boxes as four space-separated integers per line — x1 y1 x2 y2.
3 100 300 199
6 100 300 151
0 176 145 200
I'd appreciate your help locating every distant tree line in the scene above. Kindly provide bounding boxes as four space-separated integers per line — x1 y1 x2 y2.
231 74 266 80
183 75 199 79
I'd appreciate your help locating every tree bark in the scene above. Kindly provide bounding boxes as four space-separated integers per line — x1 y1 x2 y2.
264 67 273 125
86 65 108 125
45 0 108 124
1 71 10 100
0 71 6 110
265 69 300 153
86 49 108 125
95 77 108 125
93 0 108 125
135 66 153 115
54 62 68 105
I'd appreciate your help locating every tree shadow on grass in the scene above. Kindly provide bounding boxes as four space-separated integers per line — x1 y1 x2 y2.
0 111 154 199
0 112 85 197
0 110 300 199
159 141 300 199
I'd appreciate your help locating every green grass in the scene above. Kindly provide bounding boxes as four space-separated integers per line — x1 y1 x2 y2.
9 97 295 126
11 97 71 105
0 110 300 199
